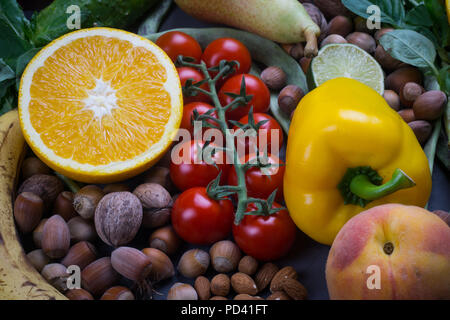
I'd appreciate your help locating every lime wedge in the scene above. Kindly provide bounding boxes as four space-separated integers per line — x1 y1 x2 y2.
309 44 385 95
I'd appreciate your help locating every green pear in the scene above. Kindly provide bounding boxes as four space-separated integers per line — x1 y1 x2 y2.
175 0 321 57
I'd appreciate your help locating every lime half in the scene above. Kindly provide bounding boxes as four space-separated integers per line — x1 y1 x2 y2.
309 44 384 95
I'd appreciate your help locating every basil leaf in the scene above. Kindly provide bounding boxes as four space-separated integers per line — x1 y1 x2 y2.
342 0 405 26
405 4 433 27
0 0 32 68
380 30 436 71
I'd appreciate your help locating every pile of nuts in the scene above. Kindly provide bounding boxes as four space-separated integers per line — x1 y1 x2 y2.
15 156 306 300
271 2 447 146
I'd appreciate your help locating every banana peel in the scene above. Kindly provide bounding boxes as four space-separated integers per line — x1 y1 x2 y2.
0 110 66 300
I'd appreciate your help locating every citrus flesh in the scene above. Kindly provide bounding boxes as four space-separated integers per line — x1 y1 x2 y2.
310 43 384 95
19 28 182 183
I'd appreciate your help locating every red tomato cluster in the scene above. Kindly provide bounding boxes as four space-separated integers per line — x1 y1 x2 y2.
156 31 295 260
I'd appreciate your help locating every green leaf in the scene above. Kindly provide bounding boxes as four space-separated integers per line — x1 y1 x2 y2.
379 30 437 73
15 47 42 90
342 0 405 26
424 0 450 47
0 0 32 68
405 4 433 27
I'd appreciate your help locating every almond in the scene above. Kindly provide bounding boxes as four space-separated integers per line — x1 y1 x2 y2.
254 263 279 292
281 278 307 300
270 266 298 293
234 293 264 300
194 276 211 300
210 274 230 297
267 291 291 300
230 272 258 295
413 90 447 121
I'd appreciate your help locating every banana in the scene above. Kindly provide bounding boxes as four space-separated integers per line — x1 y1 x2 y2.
0 110 65 300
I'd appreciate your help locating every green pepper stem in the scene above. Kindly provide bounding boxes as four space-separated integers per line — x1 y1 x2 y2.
349 169 416 201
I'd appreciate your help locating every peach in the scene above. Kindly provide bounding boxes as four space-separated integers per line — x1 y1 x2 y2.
326 204 450 300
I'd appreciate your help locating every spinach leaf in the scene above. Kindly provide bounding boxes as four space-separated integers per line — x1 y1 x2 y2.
380 29 438 74
0 0 32 68
405 4 433 27
342 0 405 27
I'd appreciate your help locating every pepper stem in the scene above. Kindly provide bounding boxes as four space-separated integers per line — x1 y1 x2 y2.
349 169 415 201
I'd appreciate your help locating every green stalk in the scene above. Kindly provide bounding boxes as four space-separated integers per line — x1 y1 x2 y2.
349 169 415 201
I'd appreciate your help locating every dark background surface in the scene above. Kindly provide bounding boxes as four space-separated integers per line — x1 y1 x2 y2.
18 1 449 300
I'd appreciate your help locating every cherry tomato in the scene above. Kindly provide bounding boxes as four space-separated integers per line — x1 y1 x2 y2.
234 113 283 156
177 67 211 104
232 202 297 261
202 38 252 78
228 153 285 202
181 102 217 133
219 74 270 121
170 140 228 191
172 187 234 244
156 31 202 63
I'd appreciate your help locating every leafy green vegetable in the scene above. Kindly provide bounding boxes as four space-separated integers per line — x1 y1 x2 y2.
405 4 433 27
145 28 307 133
379 30 438 73
341 0 405 26
138 0 173 36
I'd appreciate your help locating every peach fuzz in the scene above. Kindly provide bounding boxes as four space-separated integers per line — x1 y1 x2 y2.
326 204 450 300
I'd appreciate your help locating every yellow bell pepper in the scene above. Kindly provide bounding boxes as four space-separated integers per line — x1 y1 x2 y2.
284 78 432 245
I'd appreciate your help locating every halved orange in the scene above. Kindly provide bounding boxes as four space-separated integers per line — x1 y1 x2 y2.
19 28 183 183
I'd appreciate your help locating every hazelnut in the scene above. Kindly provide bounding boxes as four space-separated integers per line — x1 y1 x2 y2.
18 174 64 210
313 0 350 19
149 226 181 255
375 45 405 71
14 192 43 234
177 249 210 278
111 247 152 282
320 34 347 48
398 109 416 123
400 82 424 108
133 183 172 229
21 157 51 180
383 90 401 111
41 215 70 259
238 256 258 275
81 257 119 296
261 66 287 90
289 43 304 60
299 57 311 74
103 183 130 194
409 121 432 145
142 248 175 283
101 286 135 300
327 16 353 37
346 32 376 54
26 249 50 272
32 218 47 248
385 67 423 94
41 263 68 292
353 16 373 34
141 166 174 192
278 85 304 116
374 28 395 42
167 283 198 300
413 90 447 121
67 216 97 243
209 240 241 273
53 191 77 221
194 276 211 300
73 185 104 219
94 192 143 247
66 288 94 300
61 241 97 270
210 274 230 297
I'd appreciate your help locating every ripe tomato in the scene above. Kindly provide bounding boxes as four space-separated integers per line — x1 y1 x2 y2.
232 202 297 261
156 31 202 63
172 187 234 244
219 74 270 121
202 38 252 78
228 153 285 202
181 102 217 134
177 67 211 104
234 113 283 156
170 139 228 191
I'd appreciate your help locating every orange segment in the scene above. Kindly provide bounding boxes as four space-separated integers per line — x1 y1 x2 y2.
19 28 183 183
